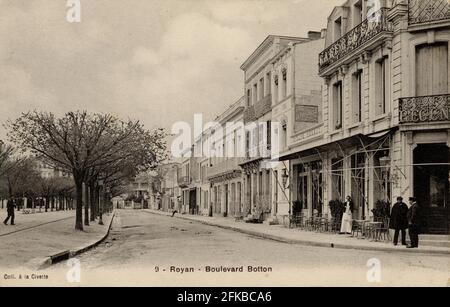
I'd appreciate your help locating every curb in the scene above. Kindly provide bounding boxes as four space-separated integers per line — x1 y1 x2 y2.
28 210 116 270
145 210 450 256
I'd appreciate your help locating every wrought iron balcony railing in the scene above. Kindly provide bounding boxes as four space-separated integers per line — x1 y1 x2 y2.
319 8 393 73
243 94 272 123
177 176 191 188
408 0 450 25
399 94 450 124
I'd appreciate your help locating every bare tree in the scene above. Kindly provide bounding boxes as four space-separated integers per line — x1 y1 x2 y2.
6 111 167 230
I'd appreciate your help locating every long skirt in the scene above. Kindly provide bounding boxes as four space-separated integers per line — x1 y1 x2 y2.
340 213 352 233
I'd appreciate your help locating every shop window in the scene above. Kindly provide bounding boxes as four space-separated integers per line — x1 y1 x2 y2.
331 158 344 201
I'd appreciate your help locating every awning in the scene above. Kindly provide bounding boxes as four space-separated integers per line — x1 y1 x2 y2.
276 129 396 162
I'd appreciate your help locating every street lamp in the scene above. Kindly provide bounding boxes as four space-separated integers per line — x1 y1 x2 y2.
281 169 289 190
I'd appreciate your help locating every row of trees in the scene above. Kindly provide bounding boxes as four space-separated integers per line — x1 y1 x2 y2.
4 111 167 230
1 140 76 211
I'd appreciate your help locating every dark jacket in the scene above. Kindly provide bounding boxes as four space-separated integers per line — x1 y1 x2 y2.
407 202 421 230
6 199 15 214
345 200 354 213
390 201 408 230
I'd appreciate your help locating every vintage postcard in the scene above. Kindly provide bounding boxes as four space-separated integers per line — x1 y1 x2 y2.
0 0 449 291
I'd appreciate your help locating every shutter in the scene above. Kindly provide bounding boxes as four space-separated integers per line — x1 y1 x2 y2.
416 43 448 96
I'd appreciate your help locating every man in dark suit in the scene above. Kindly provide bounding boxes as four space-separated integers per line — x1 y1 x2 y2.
390 196 408 246
407 197 421 248
3 198 16 225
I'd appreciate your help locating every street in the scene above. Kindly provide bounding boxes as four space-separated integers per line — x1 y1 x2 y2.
46 210 449 286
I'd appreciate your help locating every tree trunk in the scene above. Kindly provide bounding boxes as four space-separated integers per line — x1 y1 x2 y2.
75 180 83 231
98 185 104 225
84 183 89 226
90 182 96 222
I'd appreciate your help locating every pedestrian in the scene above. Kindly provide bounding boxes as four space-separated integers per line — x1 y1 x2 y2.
171 210 178 217
390 196 408 246
340 196 354 234
3 198 16 225
407 197 421 248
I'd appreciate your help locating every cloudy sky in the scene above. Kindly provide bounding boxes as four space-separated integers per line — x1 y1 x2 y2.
0 0 342 141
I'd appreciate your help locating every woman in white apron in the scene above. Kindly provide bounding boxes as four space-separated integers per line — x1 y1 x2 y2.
340 196 354 234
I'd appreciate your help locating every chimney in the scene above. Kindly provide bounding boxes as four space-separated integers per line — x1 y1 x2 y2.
307 31 322 40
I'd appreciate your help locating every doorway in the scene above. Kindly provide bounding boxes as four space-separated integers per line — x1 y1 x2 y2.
414 144 450 234
189 189 197 215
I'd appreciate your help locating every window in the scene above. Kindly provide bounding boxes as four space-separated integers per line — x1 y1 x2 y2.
253 84 258 104
297 165 308 210
334 17 342 41
266 72 271 95
245 131 250 158
353 0 363 27
246 89 251 106
233 131 237 158
416 43 448 96
266 121 271 150
282 69 287 98
259 122 264 154
259 78 265 100
282 123 287 150
352 70 363 123
375 57 388 116
333 81 343 130
331 158 344 200
274 75 279 102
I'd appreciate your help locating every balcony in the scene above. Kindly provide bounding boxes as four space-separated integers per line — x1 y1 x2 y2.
207 158 244 181
244 94 272 123
319 8 393 74
408 0 450 26
399 94 450 124
177 176 191 188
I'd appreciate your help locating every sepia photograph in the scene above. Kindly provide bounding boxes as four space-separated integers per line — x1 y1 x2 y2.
0 0 449 291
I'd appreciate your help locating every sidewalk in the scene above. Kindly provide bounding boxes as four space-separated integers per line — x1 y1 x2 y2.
0 210 114 269
145 209 450 255
0 209 75 236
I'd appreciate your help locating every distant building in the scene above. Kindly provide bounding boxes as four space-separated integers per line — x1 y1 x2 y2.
35 158 71 179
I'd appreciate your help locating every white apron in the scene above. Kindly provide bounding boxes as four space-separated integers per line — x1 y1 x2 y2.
340 203 353 233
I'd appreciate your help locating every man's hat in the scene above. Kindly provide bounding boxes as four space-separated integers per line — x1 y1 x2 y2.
409 197 417 202
397 196 403 201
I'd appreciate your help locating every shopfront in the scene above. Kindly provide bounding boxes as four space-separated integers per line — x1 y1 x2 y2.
413 143 450 234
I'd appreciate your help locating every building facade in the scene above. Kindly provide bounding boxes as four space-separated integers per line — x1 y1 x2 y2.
178 150 201 215
279 0 450 234
206 97 245 218
240 34 325 223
